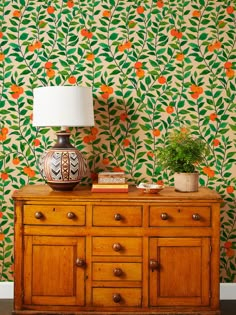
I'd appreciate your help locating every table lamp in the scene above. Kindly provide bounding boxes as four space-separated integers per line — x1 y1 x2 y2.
33 86 94 191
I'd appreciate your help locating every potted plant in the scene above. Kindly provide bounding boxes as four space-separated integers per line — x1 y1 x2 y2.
156 127 209 192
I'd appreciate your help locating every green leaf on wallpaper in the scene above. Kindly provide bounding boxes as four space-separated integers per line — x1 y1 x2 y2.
229 124 236 131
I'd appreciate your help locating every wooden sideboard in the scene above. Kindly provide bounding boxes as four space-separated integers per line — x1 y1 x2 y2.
13 185 221 315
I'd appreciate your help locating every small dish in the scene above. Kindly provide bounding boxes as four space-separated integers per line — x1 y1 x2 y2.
136 183 164 194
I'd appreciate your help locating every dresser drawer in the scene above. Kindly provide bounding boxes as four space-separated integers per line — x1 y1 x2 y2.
92 262 142 281
23 205 86 225
92 205 142 226
92 237 142 256
149 205 211 227
92 288 142 307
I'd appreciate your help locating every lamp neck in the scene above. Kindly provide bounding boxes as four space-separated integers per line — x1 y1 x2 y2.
52 131 74 149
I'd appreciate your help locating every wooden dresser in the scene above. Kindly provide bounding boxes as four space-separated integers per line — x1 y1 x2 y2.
13 185 221 315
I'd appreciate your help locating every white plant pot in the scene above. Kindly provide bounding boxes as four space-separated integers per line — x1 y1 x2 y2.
174 172 199 192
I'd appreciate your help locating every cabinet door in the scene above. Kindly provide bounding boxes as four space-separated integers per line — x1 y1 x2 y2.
24 236 85 306
149 237 210 306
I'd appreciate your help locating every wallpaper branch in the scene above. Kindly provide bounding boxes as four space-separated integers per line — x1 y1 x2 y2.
0 0 235 282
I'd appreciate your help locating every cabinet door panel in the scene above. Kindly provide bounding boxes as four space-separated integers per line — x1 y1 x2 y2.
24 236 85 306
149 237 210 306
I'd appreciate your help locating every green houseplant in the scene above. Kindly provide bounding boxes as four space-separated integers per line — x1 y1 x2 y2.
156 127 209 192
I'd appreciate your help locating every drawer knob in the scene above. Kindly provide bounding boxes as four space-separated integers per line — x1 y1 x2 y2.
112 293 121 303
112 243 122 252
34 211 43 219
75 258 86 267
113 267 123 277
150 259 159 271
114 213 122 221
161 212 168 220
192 213 200 221
67 212 76 219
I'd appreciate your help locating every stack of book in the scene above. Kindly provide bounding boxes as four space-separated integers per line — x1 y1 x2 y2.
91 172 128 192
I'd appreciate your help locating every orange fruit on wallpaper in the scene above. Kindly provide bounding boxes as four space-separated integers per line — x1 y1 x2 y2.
0 31 3 38
224 241 232 249
102 158 110 165
28 44 35 52
81 28 88 37
226 68 235 78
208 44 214 52
152 129 161 137
224 61 232 69
33 139 40 146
175 31 183 39
170 29 177 37
136 68 145 78
176 53 184 61
137 6 145 14
101 92 109 99
13 158 20 165
226 6 234 14
13 10 21 18
1 173 8 180
12 92 20 99
124 41 132 49
157 180 164 185
120 112 128 121
134 61 143 69
209 113 217 121
34 41 42 49
103 10 111 17
166 106 174 114
86 53 95 61
0 211 3 218
47 6 55 14
226 248 234 257
192 10 201 17
68 76 76 84
46 68 55 78
212 139 220 146
91 127 98 135
107 86 113 94
156 1 164 8
118 44 125 52
113 166 123 172
0 52 5 61
100 84 109 92
214 41 221 50
1 127 8 135
67 0 74 8
123 138 130 147
0 234 5 241
147 151 154 158
226 186 234 194
45 61 53 69
158 76 166 84
83 135 90 144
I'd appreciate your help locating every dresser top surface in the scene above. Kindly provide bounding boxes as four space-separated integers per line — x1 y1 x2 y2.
12 184 222 203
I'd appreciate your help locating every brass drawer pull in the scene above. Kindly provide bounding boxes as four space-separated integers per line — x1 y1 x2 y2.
114 213 122 221
75 258 86 267
150 259 159 271
113 267 123 277
112 243 122 252
34 211 43 219
160 212 168 220
112 293 121 303
67 212 76 219
192 213 200 221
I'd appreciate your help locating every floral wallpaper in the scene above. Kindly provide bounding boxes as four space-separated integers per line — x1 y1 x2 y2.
0 0 235 283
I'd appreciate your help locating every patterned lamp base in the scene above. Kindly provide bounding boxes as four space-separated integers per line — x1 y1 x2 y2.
39 132 87 191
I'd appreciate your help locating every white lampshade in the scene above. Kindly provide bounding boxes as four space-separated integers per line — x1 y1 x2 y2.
33 86 94 127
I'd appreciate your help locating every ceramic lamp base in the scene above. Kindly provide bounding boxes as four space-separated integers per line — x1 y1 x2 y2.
39 132 87 191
